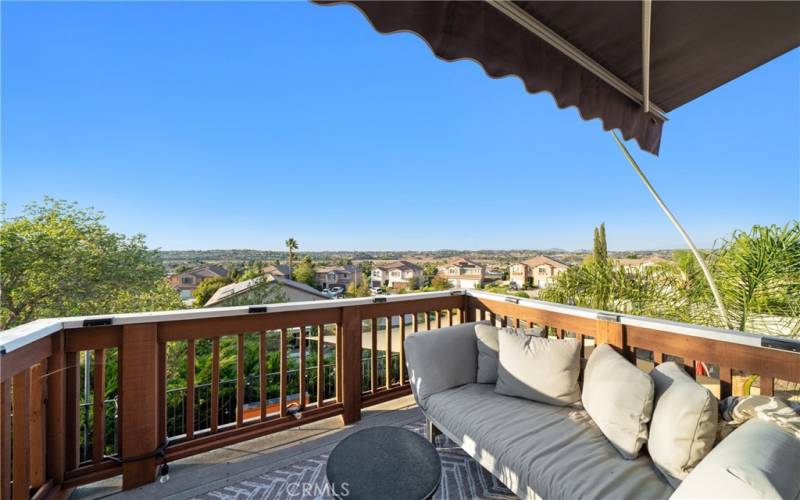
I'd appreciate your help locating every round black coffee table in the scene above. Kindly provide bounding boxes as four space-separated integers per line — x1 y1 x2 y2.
326 426 441 500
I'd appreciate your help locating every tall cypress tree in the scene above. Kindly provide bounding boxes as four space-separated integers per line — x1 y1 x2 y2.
597 223 608 265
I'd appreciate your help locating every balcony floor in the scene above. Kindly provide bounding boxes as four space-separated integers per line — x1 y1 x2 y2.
71 395 514 499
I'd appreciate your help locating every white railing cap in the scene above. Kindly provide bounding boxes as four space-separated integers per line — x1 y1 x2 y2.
2 288 796 355
0 290 465 354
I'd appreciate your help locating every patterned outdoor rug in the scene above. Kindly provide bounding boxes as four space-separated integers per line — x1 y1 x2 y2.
191 421 516 499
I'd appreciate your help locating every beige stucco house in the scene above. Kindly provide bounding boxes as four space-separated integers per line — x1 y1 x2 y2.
371 260 422 289
509 255 569 289
314 265 360 290
440 257 485 289
169 265 229 300
612 256 669 273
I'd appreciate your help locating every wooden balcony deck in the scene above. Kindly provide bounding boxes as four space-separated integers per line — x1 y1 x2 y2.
72 395 422 499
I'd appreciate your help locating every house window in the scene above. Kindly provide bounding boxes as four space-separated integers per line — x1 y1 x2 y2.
538 267 547 275
181 277 193 284
449 268 457 275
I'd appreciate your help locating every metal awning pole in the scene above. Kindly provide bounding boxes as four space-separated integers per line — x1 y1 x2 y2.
611 130 733 330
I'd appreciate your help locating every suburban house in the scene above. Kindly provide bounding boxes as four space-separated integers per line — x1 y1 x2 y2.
168 264 229 299
370 260 422 289
613 256 669 273
204 274 329 307
509 255 570 289
439 257 485 289
261 264 292 279
315 265 360 290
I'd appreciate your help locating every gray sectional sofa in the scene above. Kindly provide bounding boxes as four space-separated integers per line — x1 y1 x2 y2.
404 321 800 500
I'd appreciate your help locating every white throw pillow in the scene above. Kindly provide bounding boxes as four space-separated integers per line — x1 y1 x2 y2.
494 331 581 406
649 361 718 486
582 344 654 459
475 323 545 384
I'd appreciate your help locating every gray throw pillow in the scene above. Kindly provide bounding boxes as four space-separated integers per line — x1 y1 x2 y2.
494 331 581 406
475 323 545 384
649 361 718 486
582 344 654 459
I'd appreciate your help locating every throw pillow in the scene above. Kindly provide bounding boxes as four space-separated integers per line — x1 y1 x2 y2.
475 323 545 384
494 330 581 406
649 361 718 486
582 344 654 459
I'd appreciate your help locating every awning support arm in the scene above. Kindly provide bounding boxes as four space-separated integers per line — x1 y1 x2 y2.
611 130 733 330
487 0 666 120
642 0 652 114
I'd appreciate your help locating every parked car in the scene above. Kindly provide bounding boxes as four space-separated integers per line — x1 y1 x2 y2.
330 286 344 296
370 287 384 295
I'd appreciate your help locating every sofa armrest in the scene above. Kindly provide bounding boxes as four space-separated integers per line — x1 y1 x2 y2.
404 322 480 409
670 419 800 499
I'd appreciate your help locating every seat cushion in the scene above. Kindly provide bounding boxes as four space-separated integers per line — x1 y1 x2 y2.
426 384 673 500
495 332 581 406
582 344 655 459
671 419 800 499
649 361 718 486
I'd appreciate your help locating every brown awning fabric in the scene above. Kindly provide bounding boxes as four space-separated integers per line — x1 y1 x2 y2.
315 1 800 155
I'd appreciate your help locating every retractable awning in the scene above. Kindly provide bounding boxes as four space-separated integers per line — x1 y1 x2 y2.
315 1 800 155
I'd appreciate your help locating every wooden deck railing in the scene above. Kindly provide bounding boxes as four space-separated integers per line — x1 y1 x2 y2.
1 289 799 498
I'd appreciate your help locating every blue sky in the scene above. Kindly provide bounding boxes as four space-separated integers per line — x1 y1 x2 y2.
2 2 798 251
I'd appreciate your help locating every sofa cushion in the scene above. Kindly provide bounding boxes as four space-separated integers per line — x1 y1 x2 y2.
403 322 478 409
582 344 654 459
671 419 800 499
649 361 718 486
494 332 581 406
475 323 545 384
426 383 673 500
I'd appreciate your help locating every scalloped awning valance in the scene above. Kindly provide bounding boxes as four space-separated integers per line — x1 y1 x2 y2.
315 1 800 155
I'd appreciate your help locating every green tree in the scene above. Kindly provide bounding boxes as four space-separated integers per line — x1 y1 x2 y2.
428 275 451 291
360 260 373 285
293 256 316 286
714 223 800 335
192 276 233 306
285 238 299 279
1 198 183 329
542 221 800 338
346 280 371 297
592 222 608 266
422 263 439 287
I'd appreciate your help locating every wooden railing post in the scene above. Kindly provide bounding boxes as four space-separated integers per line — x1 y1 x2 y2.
45 332 66 485
29 363 45 489
12 370 30 500
64 352 80 472
1 380 11 500
464 295 475 323
596 316 625 351
341 306 362 425
120 324 159 490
